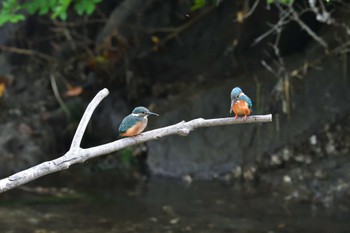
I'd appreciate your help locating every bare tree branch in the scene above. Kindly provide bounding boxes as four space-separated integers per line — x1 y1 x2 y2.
243 0 261 20
287 4 328 49
0 45 57 62
137 6 215 59
70 88 109 150
308 0 333 24
0 89 272 193
50 73 71 119
252 5 293 46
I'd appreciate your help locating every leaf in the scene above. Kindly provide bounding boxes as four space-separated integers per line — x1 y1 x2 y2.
151 35 160 44
267 0 294 4
0 0 101 25
0 83 6 97
191 0 206 11
236 11 244 23
9 14 25 22
39 3 50 15
74 0 100 16
85 2 95 14
64 86 83 97
52 0 71 20
0 0 26 25
21 2 39 14
74 2 84 15
95 55 107 63
59 10 67 20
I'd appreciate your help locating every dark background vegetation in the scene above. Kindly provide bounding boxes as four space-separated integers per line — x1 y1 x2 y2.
0 0 350 232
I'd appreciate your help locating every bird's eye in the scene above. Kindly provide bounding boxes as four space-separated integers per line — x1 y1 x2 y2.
236 95 239 98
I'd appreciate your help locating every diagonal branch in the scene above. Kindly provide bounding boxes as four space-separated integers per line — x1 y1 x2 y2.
70 88 109 150
0 88 272 193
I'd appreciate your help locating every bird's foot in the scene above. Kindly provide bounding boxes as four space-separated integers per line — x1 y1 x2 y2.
244 115 247 120
234 115 238 120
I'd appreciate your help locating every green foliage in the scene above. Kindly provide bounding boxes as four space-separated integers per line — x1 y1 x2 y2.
74 0 101 16
0 0 25 25
119 148 134 167
0 0 102 26
266 0 294 4
191 0 206 11
21 0 57 16
52 0 72 20
191 0 221 11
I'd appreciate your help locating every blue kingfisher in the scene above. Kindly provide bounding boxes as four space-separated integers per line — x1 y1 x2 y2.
118 106 159 138
230 87 253 120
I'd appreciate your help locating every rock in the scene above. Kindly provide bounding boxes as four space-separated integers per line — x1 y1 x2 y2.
0 120 53 176
147 55 350 178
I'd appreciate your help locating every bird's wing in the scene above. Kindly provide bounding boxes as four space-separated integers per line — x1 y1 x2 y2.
239 95 253 111
118 115 137 133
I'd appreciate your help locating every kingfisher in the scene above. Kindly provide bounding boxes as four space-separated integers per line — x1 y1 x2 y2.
230 87 252 120
118 106 159 138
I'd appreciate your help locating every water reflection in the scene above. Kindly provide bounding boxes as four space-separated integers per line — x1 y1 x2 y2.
1 177 350 233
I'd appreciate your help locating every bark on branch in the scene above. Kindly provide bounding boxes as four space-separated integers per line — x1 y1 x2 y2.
0 88 272 193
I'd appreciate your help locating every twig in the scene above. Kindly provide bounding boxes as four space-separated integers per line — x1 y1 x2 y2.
252 9 292 46
261 60 278 78
0 45 56 62
288 4 328 49
243 0 261 19
0 88 272 193
138 6 215 58
50 73 71 119
54 19 108 27
162 7 214 44
308 0 333 24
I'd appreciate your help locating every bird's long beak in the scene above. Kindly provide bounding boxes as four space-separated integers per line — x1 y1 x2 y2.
147 111 159 116
229 99 235 113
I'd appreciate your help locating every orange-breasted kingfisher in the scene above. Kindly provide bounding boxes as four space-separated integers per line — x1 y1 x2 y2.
230 87 253 120
118 106 159 138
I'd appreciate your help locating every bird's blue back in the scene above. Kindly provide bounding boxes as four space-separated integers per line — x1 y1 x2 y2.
238 95 253 111
119 115 139 133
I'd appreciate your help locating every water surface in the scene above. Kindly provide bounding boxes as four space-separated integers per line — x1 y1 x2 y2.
0 178 349 233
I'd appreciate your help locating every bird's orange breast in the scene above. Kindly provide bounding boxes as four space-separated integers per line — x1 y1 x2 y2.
120 121 146 137
232 100 251 116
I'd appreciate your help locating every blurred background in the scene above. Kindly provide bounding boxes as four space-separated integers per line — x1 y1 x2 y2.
0 0 350 232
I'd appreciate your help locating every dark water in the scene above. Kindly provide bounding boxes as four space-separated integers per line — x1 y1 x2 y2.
0 178 350 233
